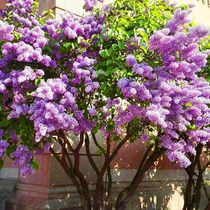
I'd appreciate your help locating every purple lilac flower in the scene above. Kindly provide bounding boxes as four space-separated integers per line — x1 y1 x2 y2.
116 8 210 168
140 133 149 142
126 54 137 66
11 145 35 177
0 21 14 41
0 140 9 157
84 0 97 12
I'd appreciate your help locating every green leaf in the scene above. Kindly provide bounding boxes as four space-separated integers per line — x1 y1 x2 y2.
92 124 101 135
185 102 192 107
0 119 10 128
118 41 125 50
13 31 22 39
35 78 43 86
63 42 72 49
106 59 113 66
31 159 39 171
99 49 110 58
26 92 32 96
6 145 16 157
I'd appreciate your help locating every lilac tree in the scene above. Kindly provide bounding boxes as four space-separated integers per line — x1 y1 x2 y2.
0 0 210 209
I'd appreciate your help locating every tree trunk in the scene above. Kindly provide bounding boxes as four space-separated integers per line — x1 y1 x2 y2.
182 145 204 210
182 171 194 210
81 197 92 210
115 148 164 210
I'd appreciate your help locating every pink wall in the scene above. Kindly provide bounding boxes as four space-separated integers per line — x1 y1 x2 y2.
0 0 6 9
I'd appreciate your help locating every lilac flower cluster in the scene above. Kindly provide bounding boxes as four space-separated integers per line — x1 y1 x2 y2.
72 55 99 93
8 0 34 16
43 19 61 40
19 26 48 49
2 0 39 28
4 66 44 92
61 13 103 41
2 41 53 67
30 76 79 141
99 98 123 138
126 56 154 79
84 0 97 12
0 66 44 119
117 78 152 101
0 0 105 177
0 21 14 41
167 8 191 32
127 37 143 52
12 12 39 28
114 104 142 129
150 26 209 80
116 9 210 168
12 146 35 177
0 0 209 178
0 140 9 157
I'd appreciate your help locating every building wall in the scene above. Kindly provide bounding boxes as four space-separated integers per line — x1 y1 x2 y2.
37 0 210 26
172 0 210 26
38 0 56 13
0 0 6 9
38 0 103 17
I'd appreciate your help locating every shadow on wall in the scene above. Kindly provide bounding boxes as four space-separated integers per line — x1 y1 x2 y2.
128 183 181 210
1 135 209 210
114 172 209 210
110 167 184 210
2 168 210 210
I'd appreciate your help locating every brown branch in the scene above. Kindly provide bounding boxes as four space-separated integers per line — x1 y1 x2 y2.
91 131 106 155
109 135 129 163
74 132 84 170
76 132 84 152
193 154 203 210
138 143 155 171
102 136 112 208
106 138 112 199
183 144 203 210
49 147 83 198
92 134 131 209
93 136 112 210
60 139 66 163
116 147 165 210
74 151 80 171
95 135 129 198
58 131 75 153
85 133 100 176
52 135 91 210
63 133 91 208
105 164 113 210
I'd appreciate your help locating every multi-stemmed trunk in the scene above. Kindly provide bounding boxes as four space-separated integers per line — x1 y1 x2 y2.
50 131 165 210
183 144 210 210
115 146 165 210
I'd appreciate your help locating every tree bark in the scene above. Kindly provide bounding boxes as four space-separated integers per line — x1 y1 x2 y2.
182 144 203 210
182 167 194 210
115 147 165 210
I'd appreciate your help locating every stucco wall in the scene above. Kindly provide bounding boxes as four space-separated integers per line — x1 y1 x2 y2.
0 0 6 9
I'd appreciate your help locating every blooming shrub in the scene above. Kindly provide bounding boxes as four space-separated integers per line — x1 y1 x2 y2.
0 0 210 209
117 17 210 167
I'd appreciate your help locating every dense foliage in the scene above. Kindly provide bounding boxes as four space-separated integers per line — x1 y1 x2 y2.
0 0 174 175
0 0 210 209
